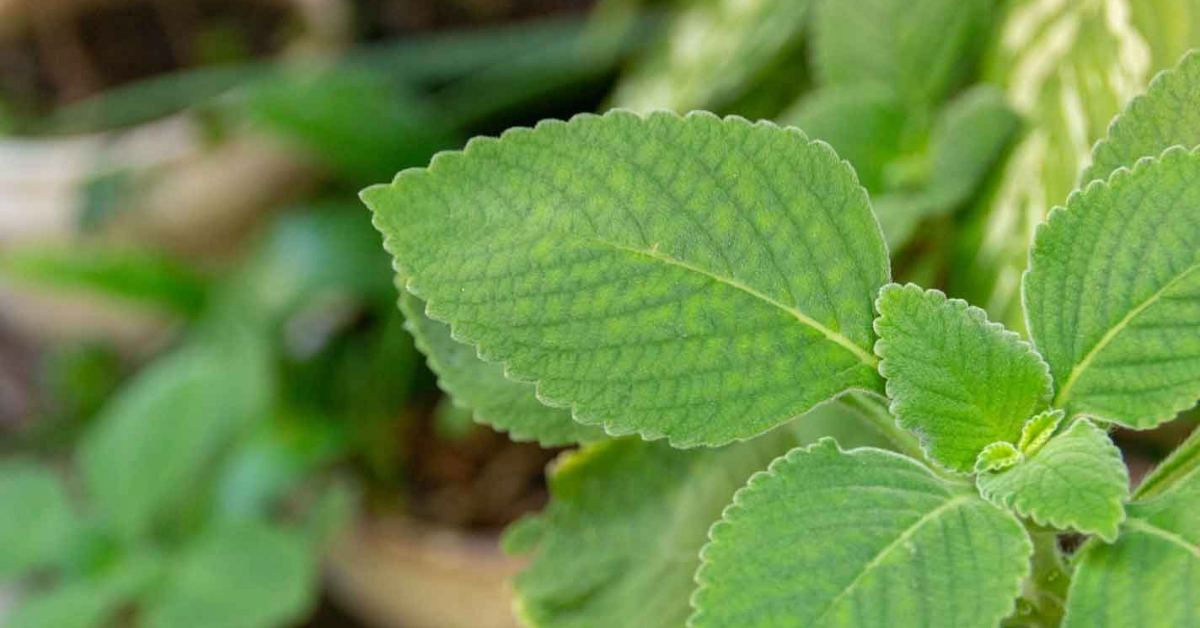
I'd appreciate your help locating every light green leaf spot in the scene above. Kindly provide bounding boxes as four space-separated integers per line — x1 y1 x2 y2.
874 283 1053 472
975 441 1023 474
365 111 891 446
1084 49 1200 184
977 419 1128 541
1063 460 1200 627
1017 408 1064 456
0 461 76 578
691 439 1031 628
142 522 317 628
1024 146 1200 429
611 0 812 112
401 291 606 446
505 404 895 628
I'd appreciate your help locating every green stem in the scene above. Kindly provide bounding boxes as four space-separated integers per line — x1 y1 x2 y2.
1004 528 1069 628
1134 424 1200 500
839 392 924 460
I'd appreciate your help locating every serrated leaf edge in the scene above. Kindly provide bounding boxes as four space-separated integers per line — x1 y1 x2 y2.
873 283 1055 474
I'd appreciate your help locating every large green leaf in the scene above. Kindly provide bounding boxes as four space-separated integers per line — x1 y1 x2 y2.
1084 49 1200 184
364 111 890 446
504 404 893 628
1024 146 1200 428
1062 457 1200 628
813 0 991 107
873 284 1053 472
8 552 161 628
610 0 812 112
977 419 1128 540
691 440 1031 628
0 461 77 577
80 323 272 539
142 521 317 628
401 291 605 446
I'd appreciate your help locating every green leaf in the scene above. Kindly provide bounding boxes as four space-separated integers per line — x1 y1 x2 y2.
975 441 1022 473
505 404 895 628
0 461 76 578
0 245 207 316
364 111 890 446
80 323 272 539
401 291 606 446
873 284 1053 472
1084 50 1200 185
1017 408 1064 456
813 0 990 106
1024 146 1200 428
8 551 161 628
142 521 317 628
691 439 1031 628
610 0 812 111
977 419 1128 541
1062 462 1200 627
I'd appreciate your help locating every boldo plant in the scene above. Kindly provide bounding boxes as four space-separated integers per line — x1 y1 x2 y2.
362 50 1200 628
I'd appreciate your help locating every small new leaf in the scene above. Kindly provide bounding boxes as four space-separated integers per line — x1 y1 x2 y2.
874 284 1053 472
975 442 1022 474
977 420 1128 541
365 111 891 446
1017 408 1064 456
691 439 1031 628
1024 146 1200 429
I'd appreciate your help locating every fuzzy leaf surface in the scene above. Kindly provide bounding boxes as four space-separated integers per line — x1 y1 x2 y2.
977 419 1128 540
1024 146 1200 428
401 291 605 446
1084 50 1200 184
365 111 890 446
874 284 1052 472
505 404 893 628
691 440 1031 628
1062 462 1200 627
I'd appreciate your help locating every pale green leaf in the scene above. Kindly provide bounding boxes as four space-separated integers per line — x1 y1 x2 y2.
975 441 1023 473
691 439 1031 628
610 0 812 112
873 283 1053 472
977 419 1128 540
80 323 272 539
364 111 890 446
0 461 76 578
505 404 894 628
9 552 161 628
1017 408 1064 456
1084 49 1200 185
813 0 991 106
400 291 605 446
1062 461 1200 627
142 522 317 628
1024 146 1200 429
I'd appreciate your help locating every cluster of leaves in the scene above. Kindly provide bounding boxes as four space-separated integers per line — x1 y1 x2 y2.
364 47 1200 628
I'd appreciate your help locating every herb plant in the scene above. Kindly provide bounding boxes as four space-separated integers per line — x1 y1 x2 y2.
364 46 1200 628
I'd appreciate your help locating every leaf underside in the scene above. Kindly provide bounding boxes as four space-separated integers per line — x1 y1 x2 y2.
365 110 890 447
1024 146 1200 429
691 440 1031 628
400 291 605 446
874 283 1053 472
977 419 1129 541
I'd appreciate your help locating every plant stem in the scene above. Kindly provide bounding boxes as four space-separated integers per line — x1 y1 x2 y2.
1003 528 1070 627
1134 423 1200 499
838 392 924 460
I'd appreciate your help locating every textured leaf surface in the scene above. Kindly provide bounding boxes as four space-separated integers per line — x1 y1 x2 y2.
505 404 894 628
691 440 1031 628
1062 460 1200 627
874 284 1052 472
401 291 606 446
1024 146 1200 428
611 0 812 112
1017 408 1064 456
975 442 1022 473
1084 50 1200 184
977 419 1128 540
365 111 890 446
813 0 990 106
0 461 76 577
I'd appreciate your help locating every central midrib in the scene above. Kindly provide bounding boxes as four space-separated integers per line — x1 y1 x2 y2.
1053 260 1200 408
588 238 881 369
